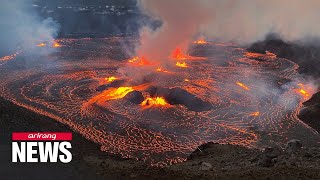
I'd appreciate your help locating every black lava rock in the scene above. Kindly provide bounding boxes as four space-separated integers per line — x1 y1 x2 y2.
146 86 212 112
124 91 144 104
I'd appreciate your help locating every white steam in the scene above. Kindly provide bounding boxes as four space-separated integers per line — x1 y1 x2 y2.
0 0 59 54
137 0 320 59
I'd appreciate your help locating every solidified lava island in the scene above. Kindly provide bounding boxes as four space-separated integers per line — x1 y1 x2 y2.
0 37 319 166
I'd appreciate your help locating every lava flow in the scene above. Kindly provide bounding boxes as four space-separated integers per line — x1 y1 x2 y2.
236 82 250 91
0 37 319 166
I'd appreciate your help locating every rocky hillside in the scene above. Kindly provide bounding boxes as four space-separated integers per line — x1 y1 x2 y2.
299 92 320 133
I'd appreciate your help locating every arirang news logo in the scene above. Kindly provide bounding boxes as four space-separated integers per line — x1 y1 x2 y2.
12 132 72 163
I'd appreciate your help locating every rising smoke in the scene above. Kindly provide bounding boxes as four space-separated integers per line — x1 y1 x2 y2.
0 0 59 55
137 0 320 59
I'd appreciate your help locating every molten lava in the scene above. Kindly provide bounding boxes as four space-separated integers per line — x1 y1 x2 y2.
172 48 187 60
296 83 311 98
105 76 117 82
245 51 277 60
4 37 319 166
128 56 153 66
37 43 46 47
84 84 150 108
298 89 309 97
141 97 170 108
0 52 19 62
250 112 260 116
156 68 170 73
236 82 250 91
53 42 62 48
176 62 188 68
172 47 207 61
194 39 208 44
105 87 134 100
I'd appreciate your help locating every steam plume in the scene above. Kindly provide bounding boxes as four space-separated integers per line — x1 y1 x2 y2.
137 0 320 59
0 0 59 55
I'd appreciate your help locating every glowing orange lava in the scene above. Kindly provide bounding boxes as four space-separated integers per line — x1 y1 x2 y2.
296 83 311 98
298 89 309 97
104 87 134 100
172 48 188 60
53 42 62 48
0 52 19 62
250 112 260 116
245 51 277 59
128 56 153 66
172 48 207 60
184 79 189 82
194 39 208 44
37 43 46 47
141 97 170 108
84 84 150 108
156 68 170 73
176 62 188 68
236 82 250 91
105 76 117 82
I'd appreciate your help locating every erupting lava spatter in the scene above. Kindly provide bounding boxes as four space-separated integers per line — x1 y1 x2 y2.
128 56 153 66
141 97 170 108
105 76 117 82
176 62 188 68
194 39 208 44
172 48 187 60
0 37 319 166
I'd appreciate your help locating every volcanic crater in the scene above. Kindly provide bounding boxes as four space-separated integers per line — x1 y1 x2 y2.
0 37 319 166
